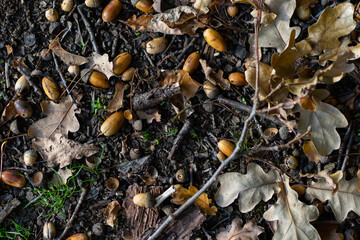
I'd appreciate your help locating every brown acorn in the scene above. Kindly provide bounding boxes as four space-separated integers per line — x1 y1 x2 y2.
85 0 101 8
24 150 38 166
217 151 227 162
102 0 122 22
122 67 135 81
133 192 155 208
146 37 168 54
89 71 109 89
182 52 200 74
229 72 247 86
1 170 26 188
227 5 239 17
42 76 60 100
218 140 235 157
100 112 125 136
113 52 132 75
135 0 155 13
45 9 59 22
203 28 227 52
61 0 74 12
14 99 33 118
285 155 299 170
15 76 30 96
66 233 88 240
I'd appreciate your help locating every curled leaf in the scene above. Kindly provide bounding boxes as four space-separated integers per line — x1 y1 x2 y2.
49 40 88 66
200 59 230 90
104 200 121 228
106 82 126 112
303 140 322 164
87 52 114 79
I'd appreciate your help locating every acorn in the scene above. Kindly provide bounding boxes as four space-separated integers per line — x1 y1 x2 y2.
1 170 26 188
68 65 80 76
129 148 141 160
24 150 38 166
182 52 200 74
124 109 133 120
100 112 125 136
296 6 311 21
227 5 239 17
113 52 132 75
15 76 30 96
229 72 246 86
102 0 122 22
285 155 299 170
122 67 135 81
42 76 60 100
291 184 305 197
89 71 109 89
203 81 219 99
146 37 168 54
14 99 33 118
106 177 119 191
133 192 155 208
203 28 227 52
85 0 101 8
45 9 59 22
33 171 45 187
175 169 188 183
43 222 56 240
218 140 235 157
66 233 88 240
61 0 74 12
135 0 155 13
217 151 227 162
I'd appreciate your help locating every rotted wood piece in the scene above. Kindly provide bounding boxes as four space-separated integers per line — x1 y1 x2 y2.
167 120 192 160
0 198 21 224
133 82 181 111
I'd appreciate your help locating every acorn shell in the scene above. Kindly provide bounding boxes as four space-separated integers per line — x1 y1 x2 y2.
1 170 26 188
15 76 30 96
218 140 235 157
182 52 200 74
42 76 60 100
106 177 119 191
203 28 227 52
146 37 168 54
113 52 132 75
203 81 219 99
100 112 125 136
89 71 109 89
85 0 101 8
43 222 56 240
102 0 122 22
24 150 38 166
217 151 227 162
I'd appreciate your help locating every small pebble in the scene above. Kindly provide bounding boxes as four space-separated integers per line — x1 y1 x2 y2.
279 126 289 140
133 120 143 131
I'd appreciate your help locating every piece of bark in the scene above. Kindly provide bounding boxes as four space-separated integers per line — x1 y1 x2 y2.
0 198 21 224
133 82 181 111
167 120 192 160
122 184 162 239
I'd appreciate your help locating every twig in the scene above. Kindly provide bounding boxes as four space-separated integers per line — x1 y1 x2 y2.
5 60 10 88
57 187 88 240
337 121 353 169
142 48 155 67
52 52 78 110
0 198 21 224
167 120 192 160
341 122 356 171
256 99 300 114
77 4 100 53
0 134 27 143
175 37 197 69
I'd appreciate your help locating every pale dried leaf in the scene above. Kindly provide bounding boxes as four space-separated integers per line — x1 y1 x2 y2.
87 52 114 79
245 61 274 101
215 163 280 212
305 2 356 55
106 82 126 112
307 175 360 222
294 89 348 155
136 109 161 123
193 0 212 14
349 42 360 60
200 59 230 90
163 70 201 99
28 96 81 138
49 40 88 66
216 218 264 240
0 101 17 124
51 168 72 186
318 37 351 66
263 176 320 240
315 170 343 191
303 140 322 164
32 133 99 168
104 200 121 228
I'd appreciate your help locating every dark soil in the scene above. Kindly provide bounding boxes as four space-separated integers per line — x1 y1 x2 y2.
0 0 360 240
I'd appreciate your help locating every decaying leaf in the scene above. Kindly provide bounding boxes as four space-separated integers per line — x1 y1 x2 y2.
49 40 88 66
245 61 274 101
200 59 230 90
318 37 351 66
32 133 99 168
315 170 343 191
215 163 280 212
263 176 320 240
136 109 161 123
163 70 201 99
106 82 126 112
87 52 114 79
193 0 212 14
303 140 322 164
28 96 81 138
294 89 348 155
172 185 217 215
121 14 153 32
104 200 121 228
51 168 73 186
0 101 17 124
307 175 360 222
305 2 356 55
216 218 264 240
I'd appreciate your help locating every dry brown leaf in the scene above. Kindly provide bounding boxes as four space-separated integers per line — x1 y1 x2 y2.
305 2 356 55
28 95 81 138
303 140 322 164
106 82 126 112
315 223 344 240
216 218 264 240
200 59 230 90
193 0 212 14
32 133 99 168
49 40 88 66
121 14 153 32
5 45 13 56
315 170 343 191
318 37 351 66
51 168 73 186
163 70 201 99
245 61 273 101
172 185 217 215
294 89 348 155
0 101 17 124
104 200 121 228
136 109 161 123
87 52 114 79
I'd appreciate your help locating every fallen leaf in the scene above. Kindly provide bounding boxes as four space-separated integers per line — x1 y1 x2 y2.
303 140 322 164
172 185 217 215
163 70 201 99
315 223 344 240
306 174 360 222
263 176 320 240
28 95 81 138
200 59 230 90
5 45 13 56
0 101 17 124
215 163 280 212
305 2 356 55
87 52 115 79
194 0 212 14
49 40 88 66
136 108 161 123
315 170 343 191
121 14 153 32
318 37 351 66
32 133 99 168
216 218 264 240
106 82 126 112
104 200 121 228
294 89 348 155
51 168 73 186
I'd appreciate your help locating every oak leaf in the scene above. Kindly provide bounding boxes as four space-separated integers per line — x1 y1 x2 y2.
216 218 264 240
51 168 73 186
104 200 121 228
172 185 217 215
32 133 99 168
200 59 230 90
87 52 114 79
163 70 201 99
315 170 343 191
49 40 88 66
0 101 17 124
215 163 280 212
303 140 322 164
106 82 126 112
263 176 320 240
121 14 153 32
294 89 348 155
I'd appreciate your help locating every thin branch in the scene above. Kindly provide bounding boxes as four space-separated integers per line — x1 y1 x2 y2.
167 120 192 160
77 4 100 53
